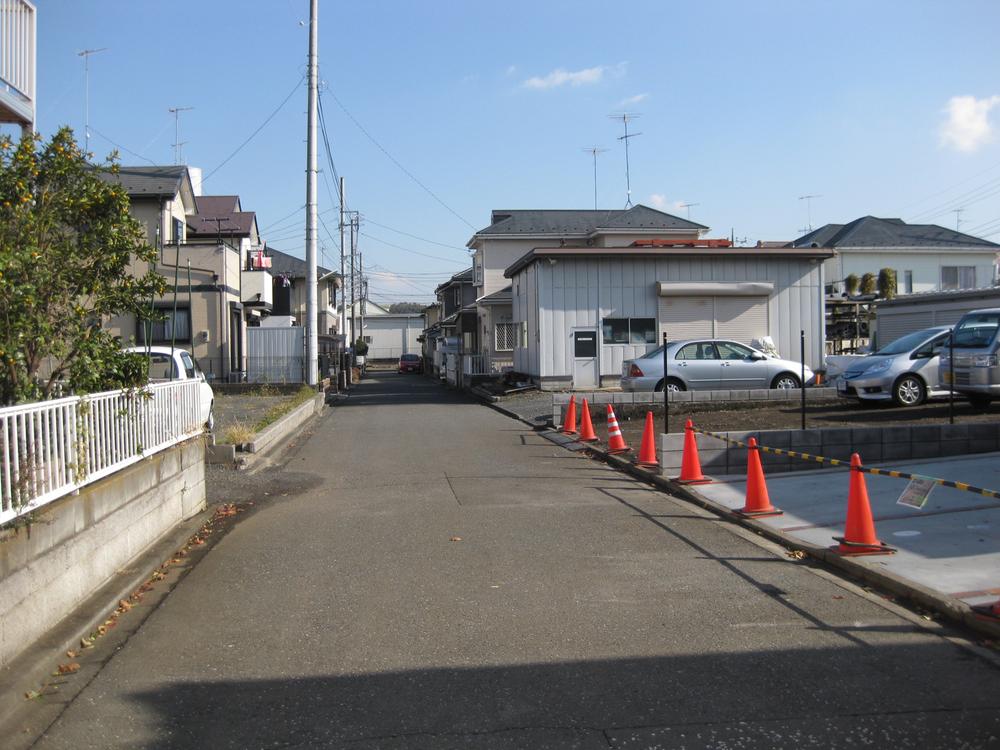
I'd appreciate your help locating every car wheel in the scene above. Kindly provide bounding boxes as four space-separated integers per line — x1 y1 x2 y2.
968 394 992 411
655 377 685 393
892 375 925 407
771 373 800 389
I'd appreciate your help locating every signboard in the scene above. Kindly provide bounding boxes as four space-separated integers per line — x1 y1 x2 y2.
896 477 935 509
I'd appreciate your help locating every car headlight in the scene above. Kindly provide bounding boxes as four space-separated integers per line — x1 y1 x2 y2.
974 354 998 367
862 359 892 375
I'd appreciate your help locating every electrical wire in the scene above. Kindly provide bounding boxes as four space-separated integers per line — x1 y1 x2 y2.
203 75 305 183
363 217 467 251
323 88 476 230
89 127 157 165
259 204 305 234
361 231 469 265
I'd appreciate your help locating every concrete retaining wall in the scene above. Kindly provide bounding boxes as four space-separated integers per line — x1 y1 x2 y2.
553 387 837 426
246 393 324 454
659 423 1000 474
0 437 206 669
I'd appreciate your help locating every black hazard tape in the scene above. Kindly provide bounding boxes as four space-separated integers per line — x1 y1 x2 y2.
691 426 1000 501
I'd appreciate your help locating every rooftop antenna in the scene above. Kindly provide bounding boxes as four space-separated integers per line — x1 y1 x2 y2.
798 194 821 232
168 106 194 164
77 47 108 156
680 202 699 220
609 113 642 208
952 207 965 231
581 146 609 210
175 141 189 164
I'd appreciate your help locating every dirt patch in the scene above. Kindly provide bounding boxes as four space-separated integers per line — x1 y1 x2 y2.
603 397 1000 446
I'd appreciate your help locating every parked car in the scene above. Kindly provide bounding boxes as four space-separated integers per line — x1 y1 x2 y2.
125 346 215 430
836 326 952 406
398 353 423 373
620 339 814 392
939 308 1000 409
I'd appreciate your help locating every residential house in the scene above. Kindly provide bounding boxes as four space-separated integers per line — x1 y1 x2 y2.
435 268 477 351
790 216 1000 295
505 240 832 390
264 246 341 335
467 206 708 369
0 0 35 137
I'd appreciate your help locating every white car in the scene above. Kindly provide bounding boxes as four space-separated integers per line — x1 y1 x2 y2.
125 346 215 431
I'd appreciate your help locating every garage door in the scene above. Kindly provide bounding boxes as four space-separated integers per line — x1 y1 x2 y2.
876 311 934 349
658 296 768 344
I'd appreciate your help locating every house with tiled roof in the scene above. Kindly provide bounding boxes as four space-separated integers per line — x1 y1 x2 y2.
790 216 1000 294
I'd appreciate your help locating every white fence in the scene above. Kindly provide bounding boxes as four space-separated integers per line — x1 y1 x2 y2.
0 380 204 526
248 326 304 383
461 354 515 377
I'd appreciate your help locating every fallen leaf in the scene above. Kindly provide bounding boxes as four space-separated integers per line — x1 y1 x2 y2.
832 595 844 600
117 599 132 612
449 536 462 542
56 663 80 675
80 638 94 649
24 691 41 701
786 550 806 560
65 650 78 658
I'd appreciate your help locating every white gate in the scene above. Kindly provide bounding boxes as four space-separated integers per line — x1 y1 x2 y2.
248 327 305 383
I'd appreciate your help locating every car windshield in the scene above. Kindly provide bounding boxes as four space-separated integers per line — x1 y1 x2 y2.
952 313 1000 348
874 328 941 356
401 354 419 361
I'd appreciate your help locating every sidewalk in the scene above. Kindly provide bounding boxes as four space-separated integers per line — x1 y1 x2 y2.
690 452 1000 614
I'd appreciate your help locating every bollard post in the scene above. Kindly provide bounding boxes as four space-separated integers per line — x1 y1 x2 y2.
662 331 669 436
800 330 806 430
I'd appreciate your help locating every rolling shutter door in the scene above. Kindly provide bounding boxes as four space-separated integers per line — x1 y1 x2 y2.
714 297 768 343
658 297 713 340
876 311 934 348
658 296 768 343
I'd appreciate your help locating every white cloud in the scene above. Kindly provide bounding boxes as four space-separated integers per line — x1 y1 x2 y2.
648 194 686 212
522 62 626 91
941 94 1000 152
618 93 648 108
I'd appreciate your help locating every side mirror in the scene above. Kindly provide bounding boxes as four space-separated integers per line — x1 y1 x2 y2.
750 351 767 361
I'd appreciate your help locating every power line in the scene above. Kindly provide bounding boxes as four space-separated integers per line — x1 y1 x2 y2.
898 157 1000 213
203 75 304 183
324 88 476 230
259 204 305 234
360 231 469 264
908 174 1000 223
89 126 156 165
363 217 467 251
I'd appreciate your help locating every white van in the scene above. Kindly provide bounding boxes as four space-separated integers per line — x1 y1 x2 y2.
939 308 1000 409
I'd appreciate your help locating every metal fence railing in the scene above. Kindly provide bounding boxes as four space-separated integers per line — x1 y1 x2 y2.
461 354 514 377
0 380 204 527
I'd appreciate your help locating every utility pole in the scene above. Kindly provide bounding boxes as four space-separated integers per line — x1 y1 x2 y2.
168 106 193 165
359 251 365 351
610 113 642 208
582 146 608 210
350 216 357 350
339 177 347 341
77 47 108 156
304 0 319 387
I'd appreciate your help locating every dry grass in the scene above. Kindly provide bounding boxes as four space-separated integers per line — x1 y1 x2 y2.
221 419 256 446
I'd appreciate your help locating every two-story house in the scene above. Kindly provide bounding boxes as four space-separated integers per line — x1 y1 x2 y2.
467 206 708 368
791 216 1000 294
264 246 341 336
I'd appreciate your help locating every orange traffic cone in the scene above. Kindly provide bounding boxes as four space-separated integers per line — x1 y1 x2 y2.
831 453 895 556
636 411 659 467
578 399 598 442
606 405 630 454
561 396 577 435
676 419 710 484
735 437 782 517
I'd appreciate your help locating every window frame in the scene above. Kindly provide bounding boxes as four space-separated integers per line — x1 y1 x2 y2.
601 317 657 345
137 306 192 345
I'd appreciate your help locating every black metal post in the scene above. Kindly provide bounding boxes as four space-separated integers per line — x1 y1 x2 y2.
800 330 806 430
662 331 669 435
949 332 955 425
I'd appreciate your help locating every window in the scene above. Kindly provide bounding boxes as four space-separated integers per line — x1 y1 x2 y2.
172 217 185 243
676 342 718 360
602 317 656 344
715 341 753 360
942 266 975 290
495 322 517 352
474 258 483 286
179 351 196 378
903 270 913 294
147 354 176 380
137 307 191 344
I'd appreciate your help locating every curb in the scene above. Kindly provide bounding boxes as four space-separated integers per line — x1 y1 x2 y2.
246 393 325 455
533 426 1000 641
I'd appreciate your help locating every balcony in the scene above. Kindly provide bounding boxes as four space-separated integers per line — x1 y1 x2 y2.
0 0 36 130
241 269 273 309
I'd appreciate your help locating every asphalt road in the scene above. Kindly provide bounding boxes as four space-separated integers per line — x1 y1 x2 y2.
24 373 1000 748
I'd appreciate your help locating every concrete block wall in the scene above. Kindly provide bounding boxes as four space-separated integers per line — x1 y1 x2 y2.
659 423 1000 475
0 437 206 669
552 387 837 427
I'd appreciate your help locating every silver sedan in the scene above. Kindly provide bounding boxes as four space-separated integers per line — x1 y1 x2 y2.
620 339 814 392
837 326 952 406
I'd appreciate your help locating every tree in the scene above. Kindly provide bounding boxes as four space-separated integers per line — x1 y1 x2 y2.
388 302 425 314
877 268 897 300
860 272 877 295
0 128 165 405
844 273 860 296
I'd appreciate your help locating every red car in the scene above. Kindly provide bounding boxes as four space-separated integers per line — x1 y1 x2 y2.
398 354 423 373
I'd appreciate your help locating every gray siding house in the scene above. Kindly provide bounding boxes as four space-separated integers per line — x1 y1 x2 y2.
506 245 832 390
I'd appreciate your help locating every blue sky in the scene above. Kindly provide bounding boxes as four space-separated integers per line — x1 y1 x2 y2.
16 0 1000 304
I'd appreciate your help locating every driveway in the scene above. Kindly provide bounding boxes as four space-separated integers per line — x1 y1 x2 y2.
24 373 1000 748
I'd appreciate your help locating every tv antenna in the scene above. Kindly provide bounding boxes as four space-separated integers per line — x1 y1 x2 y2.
582 146 609 210
168 106 194 164
952 207 965 231
77 48 108 156
798 194 822 231
609 113 642 208
680 202 700 220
